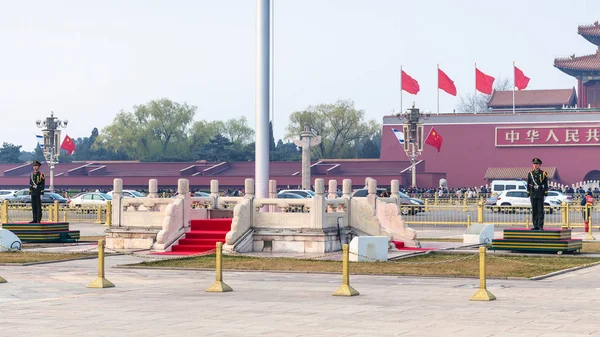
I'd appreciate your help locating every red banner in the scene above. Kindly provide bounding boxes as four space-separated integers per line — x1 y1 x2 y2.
496 125 600 147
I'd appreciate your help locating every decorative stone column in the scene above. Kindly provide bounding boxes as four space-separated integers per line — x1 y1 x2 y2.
148 179 158 198
178 179 191 228
244 179 255 199
210 179 219 209
311 178 326 229
391 179 400 205
294 123 322 190
269 180 277 212
342 179 352 228
328 180 338 200
111 179 123 227
367 178 377 209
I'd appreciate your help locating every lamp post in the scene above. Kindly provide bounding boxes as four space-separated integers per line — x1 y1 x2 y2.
396 103 429 188
36 111 68 193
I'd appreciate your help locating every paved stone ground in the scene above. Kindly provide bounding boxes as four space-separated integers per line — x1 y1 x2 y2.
1 254 600 337
2 223 599 336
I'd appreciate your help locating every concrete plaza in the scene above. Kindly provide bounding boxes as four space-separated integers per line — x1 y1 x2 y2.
1 223 599 336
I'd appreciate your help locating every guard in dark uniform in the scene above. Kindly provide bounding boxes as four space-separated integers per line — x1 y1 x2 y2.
29 160 45 223
527 157 548 230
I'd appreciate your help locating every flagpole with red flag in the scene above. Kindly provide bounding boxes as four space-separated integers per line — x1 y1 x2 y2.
513 61 516 115
474 62 477 114
437 64 440 114
400 65 403 113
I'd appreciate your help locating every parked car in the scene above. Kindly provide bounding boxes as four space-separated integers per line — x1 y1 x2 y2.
21 192 69 204
107 190 146 198
12 189 31 202
545 190 574 204
0 189 18 201
494 189 560 213
352 188 424 215
277 192 305 199
277 189 315 198
69 192 112 208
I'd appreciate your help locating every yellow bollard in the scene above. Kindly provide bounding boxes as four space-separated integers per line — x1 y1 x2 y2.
561 202 567 229
477 201 484 223
206 242 233 292
525 215 530 229
106 201 112 227
332 244 359 296
470 246 496 301
53 200 59 223
63 209 68 222
96 205 103 224
424 199 429 212
0 275 6 283
87 239 115 288
565 203 570 228
434 193 439 206
467 215 472 228
2 200 8 223
585 206 596 240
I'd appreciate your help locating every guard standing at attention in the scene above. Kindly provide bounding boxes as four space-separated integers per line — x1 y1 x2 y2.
29 160 45 223
527 157 548 230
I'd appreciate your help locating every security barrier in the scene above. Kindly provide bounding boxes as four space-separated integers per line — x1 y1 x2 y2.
402 201 600 229
1 202 108 224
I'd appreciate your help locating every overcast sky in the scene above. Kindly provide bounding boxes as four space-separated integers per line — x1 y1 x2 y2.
1 0 600 151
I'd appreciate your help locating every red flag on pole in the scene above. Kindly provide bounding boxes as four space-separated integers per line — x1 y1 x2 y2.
60 135 76 155
425 128 443 152
438 68 457 96
401 70 420 94
514 65 530 90
475 68 495 95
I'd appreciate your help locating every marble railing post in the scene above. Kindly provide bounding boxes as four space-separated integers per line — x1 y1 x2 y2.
210 180 219 209
328 180 338 200
342 179 352 228
178 179 191 228
311 178 325 229
269 180 277 212
111 179 123 227
148 179 158 198
391 180 400 205
367 178 377 208
244 179 255 199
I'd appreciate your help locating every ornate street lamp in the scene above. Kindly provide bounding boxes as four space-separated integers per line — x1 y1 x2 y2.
36 111 68 192
396 103 429 188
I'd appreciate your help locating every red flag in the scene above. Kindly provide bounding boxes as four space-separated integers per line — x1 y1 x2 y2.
60 135 76 155
514 65 530 90
401 70 420 94
475 68 495 95
438 68 457 96
425 128 443 152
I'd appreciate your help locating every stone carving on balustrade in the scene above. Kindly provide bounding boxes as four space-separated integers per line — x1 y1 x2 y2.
155 198 185 250
224 198 253 252
376 199 419 248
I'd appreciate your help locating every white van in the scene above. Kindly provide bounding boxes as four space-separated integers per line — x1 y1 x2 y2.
490 180 527 196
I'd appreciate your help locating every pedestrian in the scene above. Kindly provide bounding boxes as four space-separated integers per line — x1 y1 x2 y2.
29 160 45 223
527 157 548 230
581 191 594 232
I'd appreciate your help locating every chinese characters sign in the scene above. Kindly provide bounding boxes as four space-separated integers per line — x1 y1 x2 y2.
496 125 600 147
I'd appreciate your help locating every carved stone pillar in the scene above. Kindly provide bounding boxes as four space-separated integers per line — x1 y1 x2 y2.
328 180 338 200
210 179 219 208
367 178 377 209
148 179 158 198
178 179 191 228
391 179 400 205
311 178 325 229
111 179 123 227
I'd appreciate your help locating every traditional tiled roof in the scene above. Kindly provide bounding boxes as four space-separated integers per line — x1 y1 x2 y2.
484 167 557 180
578 22 600 38
554 50 600 71
487 89 577 109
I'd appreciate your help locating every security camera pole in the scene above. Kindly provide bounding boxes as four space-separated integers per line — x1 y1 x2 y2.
35 111 68 193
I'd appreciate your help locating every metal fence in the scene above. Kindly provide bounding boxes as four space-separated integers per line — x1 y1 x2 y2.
1 202 106 224
403 202 598 229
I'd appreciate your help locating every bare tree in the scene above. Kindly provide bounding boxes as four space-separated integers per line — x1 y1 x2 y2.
456 77 512 113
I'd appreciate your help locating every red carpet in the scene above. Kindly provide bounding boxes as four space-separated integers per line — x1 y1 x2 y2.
392 240 437 251
154 218 232 255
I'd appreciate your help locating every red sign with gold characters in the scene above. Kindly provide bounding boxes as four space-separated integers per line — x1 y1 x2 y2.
495 125 600 147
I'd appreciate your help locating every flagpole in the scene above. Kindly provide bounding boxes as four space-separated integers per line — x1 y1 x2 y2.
474 62 477 114
400 65 403 113
512 61 516 114
437 64 440 114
